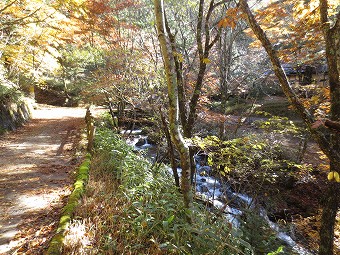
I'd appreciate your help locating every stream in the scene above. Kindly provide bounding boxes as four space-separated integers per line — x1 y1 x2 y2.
124 130 313 255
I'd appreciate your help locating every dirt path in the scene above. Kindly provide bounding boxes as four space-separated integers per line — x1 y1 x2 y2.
0 105 87 254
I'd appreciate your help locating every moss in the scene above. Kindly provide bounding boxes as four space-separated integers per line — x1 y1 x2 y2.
45 153 91 255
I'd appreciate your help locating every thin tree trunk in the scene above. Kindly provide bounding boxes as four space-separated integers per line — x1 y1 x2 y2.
154 0 192 209
163 15 188 137
186 0 221 137
159 107 180 187
104 92 118 128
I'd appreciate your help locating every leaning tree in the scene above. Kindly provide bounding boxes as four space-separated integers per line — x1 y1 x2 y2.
239 0 340 254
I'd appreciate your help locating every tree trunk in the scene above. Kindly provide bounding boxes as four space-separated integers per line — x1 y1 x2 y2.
319 1 340 254
239 0 340 163
240 0 340 254
319 182 340 255
183 0 221 186
159 107 180 187
163 15 188 137
154 0 192 209
186 0 220 137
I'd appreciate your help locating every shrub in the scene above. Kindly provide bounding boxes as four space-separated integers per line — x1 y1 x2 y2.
63 127 253 255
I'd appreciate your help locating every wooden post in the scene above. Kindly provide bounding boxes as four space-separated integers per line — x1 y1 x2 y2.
85 107 95 153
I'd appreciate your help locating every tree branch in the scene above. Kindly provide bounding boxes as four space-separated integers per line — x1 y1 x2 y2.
239 0 314 124
325 119 340 132
197 0 204 58
1 6 42 28
0 0 17 14
330 9 340 34
208 30 221 50
239 0 335 160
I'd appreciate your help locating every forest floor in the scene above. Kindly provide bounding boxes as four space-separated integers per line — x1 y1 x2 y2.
0 105 89 254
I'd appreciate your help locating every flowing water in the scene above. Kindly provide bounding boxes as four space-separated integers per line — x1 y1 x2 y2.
125 131 312 254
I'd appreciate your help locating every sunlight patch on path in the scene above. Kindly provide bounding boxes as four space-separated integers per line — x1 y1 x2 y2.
18 193 59 211
0 164 37 173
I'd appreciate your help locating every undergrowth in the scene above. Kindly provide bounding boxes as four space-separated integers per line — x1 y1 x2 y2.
62 127 253 255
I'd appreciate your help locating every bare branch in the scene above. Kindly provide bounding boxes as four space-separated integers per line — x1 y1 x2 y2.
330 9 340 34
212 0 228 9
196 0 204 58
208 30 220 50
1 6 42 29
0 0 18 14
325 119 340 132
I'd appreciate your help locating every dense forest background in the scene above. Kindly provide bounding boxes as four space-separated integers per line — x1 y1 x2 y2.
1 0 339 254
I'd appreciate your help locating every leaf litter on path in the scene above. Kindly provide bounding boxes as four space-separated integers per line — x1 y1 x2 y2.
0 105 87 254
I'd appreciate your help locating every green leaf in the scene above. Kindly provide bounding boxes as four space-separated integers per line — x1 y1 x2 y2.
167 215 175 224
267 246 284 255
207 156 213 166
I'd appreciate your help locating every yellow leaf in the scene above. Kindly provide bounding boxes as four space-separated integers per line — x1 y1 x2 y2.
334 172 340 182
319 164 329 171
224 166 231 173
173 52 184 63
202 58 211 64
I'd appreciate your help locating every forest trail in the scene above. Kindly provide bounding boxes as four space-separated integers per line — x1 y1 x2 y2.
0 105 87 254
